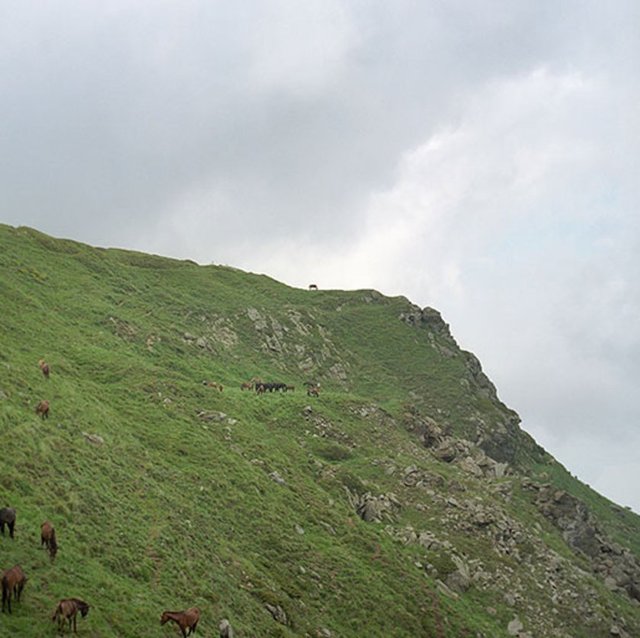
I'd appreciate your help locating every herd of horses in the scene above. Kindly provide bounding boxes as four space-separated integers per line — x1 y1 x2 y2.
206 377 321 397
7 357 324 634
2 502 199 636
0 465 92 633
4 359 204 635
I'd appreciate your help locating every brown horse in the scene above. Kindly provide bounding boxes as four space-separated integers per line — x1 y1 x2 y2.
0 507 16 538
160 607 200 637
1 565 26 613
240 381 253 391
36 400 50 419
39 359 50 379
307 385 320 397
202 381 223 392
51 598 90 633
41 521 58 560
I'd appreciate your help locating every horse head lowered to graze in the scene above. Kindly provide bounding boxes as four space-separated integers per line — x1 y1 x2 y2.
41 521 58 561
36 400 50 419
0 507 16 538
160 607 200 637
202 381 223 391
51 598 90 633
39 359 50 379
1 565 26 613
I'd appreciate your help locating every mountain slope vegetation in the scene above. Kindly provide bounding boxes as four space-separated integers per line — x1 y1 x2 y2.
0 224 638 637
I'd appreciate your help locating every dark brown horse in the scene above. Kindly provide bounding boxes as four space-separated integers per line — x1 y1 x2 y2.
36 399 50 419
1 565 26 613
51 598 90 633
41 521 58 560
160 607 200 637
0 507 16 538
39 359 50 379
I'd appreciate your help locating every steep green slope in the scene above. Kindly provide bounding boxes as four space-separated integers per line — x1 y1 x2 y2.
0 224 638 637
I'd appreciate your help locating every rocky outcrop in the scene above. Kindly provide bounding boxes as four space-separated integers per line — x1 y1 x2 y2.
529 483 640 602
403 411 510 479
345 489 401 523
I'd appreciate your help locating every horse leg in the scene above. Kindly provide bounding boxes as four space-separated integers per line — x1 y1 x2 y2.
9 521 14 538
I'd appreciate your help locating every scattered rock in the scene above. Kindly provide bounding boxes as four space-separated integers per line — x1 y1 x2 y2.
269 471 286 486
350 492 401 523
219 618 234 638
82 432 104 446
265 603 288 625
507 616 523 635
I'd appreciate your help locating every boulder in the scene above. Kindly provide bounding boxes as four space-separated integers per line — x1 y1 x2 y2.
219 619 234 638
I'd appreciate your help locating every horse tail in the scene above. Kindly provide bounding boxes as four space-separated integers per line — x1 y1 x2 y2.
1 577 8 612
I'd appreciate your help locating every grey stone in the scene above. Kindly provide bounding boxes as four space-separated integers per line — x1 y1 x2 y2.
507 616 523 635
219 619 234 638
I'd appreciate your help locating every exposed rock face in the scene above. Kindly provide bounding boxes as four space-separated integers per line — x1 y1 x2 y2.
245 306 351 385
476 412 522 465
403 411 511 479
531 483 640 602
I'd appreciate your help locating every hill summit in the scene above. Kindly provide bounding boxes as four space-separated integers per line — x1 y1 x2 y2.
0 223 639 637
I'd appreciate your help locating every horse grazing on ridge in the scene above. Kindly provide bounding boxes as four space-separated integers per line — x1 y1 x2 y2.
1 564 26 613
51 598 90 633
0 507 16 538
160 607 200 637
36 400 50 419
41 521 58 560
39 359 50 379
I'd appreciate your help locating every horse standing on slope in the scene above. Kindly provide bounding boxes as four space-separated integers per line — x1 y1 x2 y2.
36 400 50 419
51 598 90 633
1 565 26 613
41 521 58 560
0 507 16 538
39 359 50 379
160 607 200 637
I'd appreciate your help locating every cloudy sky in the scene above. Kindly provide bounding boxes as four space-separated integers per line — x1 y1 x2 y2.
2 2 639 512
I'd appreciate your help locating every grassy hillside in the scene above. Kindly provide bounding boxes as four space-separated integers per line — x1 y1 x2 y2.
0 224 639 637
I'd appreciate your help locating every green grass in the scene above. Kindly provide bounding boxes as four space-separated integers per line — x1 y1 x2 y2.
0 223 639 637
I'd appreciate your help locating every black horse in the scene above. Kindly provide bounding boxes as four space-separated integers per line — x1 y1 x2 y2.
0 508 16 538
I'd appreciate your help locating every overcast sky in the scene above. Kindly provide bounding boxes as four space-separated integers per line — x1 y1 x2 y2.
2 1 639 512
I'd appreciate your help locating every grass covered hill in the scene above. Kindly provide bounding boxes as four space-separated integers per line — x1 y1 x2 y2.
0 223 639 637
